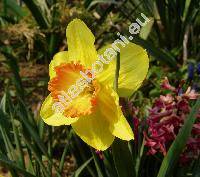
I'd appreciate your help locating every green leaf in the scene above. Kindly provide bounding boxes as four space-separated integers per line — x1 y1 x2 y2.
132 36 178 68
112 47 135 177
157 98 200 177
5 0 26 18
139 17 154 40
91 149 105 177
0 126 16 160
2 50 24 99
59 129 73 173
86 0 118 10
18 101 49 158
72 134 96 177
11 117 25 168
135 138 145 177
112 139 135 177
183 0 192 21
22 0 50 29
193 157 200 177
102 151 118 177
73 157 93 177
22 132 50 177
0 154 36 177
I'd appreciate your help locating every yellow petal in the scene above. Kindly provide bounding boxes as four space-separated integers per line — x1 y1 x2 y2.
66 19 98 67
97 42 149 97
49 51 71 79
71 111 115 151
118 43 149 97
96 45 115 84
97 85 134 140
72 84 133 150
113 108 134 140
40 95 78 126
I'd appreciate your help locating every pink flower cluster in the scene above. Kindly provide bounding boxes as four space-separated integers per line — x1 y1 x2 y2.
144 77 200 164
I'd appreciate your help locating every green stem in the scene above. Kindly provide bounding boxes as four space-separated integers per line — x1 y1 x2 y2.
114 53 120 92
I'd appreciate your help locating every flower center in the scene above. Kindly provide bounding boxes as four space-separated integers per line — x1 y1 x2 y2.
48 62 99 118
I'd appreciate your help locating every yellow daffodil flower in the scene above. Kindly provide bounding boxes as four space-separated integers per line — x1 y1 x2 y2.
40 19 149 150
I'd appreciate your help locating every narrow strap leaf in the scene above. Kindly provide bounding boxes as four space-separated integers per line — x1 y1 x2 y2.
73 157 93 177
112 139 135 177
